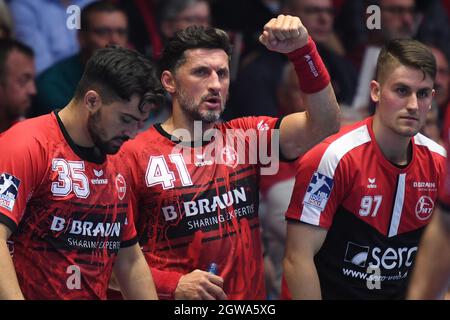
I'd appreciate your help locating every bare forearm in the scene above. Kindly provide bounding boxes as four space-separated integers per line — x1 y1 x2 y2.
283 255 322 300
280 84 340 159
114 246 158 300
0 241 24 300
304 84 340 139
407 211 450 299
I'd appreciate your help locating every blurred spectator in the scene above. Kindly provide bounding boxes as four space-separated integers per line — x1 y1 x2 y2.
211 0 281 59
32 1 128 116
225 0 356 120
0 0 13 38
115 0 163 59
0 38 36 133
159 0 210 40
259 62 302 299
8 0 94 74
429 45 450 120
421 104 442 145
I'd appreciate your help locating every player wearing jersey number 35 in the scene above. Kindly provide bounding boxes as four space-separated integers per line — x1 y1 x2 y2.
283 39 446 299
0 46 165 299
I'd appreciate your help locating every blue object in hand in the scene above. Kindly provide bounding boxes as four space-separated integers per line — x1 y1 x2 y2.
207 263 218 275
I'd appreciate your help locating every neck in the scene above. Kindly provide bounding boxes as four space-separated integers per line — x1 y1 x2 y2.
58 100 95 148
162 103 216 142
372 115 412 166
0 108 15 133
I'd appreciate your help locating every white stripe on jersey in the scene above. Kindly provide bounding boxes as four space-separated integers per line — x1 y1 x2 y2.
300 125 372 226
388 173 406 237
414 133 446 157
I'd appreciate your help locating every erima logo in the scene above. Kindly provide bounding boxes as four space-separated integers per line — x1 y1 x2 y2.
194 153 213 167
93 169 103 177
0 173 20 212
256 120 269 131
303 171 334 210
344 242 370 267
91 169 107 185
367 177 377 189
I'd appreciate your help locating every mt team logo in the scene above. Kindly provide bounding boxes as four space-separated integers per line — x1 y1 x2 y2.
256 120 269 131
91 169 108 185
0 173 21 211
115 174 126 200
221 146 239 168
415 196 434 220
303 171 334 210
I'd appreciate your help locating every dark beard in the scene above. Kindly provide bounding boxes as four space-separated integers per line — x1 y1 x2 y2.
177 89 225 123
87 110 128 155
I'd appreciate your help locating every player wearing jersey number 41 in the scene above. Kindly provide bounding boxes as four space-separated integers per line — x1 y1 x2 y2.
116 15 340 300
283 39 446 299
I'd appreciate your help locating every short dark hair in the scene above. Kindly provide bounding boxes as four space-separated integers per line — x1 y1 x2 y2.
81 1 125 32
159 25 232 74
0 38 34 81
74 46 165 111
375 39 437 84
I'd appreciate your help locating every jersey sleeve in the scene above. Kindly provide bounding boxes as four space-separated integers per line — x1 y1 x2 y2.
120 198 138 248
0 130 46 233
285 141 348 229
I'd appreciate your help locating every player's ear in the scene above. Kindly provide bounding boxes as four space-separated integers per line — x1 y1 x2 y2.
370 80 380 104
84 90 102 113
161 70 176 94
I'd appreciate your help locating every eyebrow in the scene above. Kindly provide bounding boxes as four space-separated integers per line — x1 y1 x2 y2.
393 82 433 90
121 112 140 121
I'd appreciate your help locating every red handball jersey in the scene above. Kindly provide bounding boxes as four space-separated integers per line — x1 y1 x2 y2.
285 116 446 299
121 116 282 299
0 112 137 300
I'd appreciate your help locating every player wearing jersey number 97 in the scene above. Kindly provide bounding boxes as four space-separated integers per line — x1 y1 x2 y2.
283 39 445 300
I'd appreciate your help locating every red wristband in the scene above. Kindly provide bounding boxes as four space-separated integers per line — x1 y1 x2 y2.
286 36 330 93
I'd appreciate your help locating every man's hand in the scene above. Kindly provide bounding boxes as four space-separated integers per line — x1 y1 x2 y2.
259 15 309 53
174 269 228 300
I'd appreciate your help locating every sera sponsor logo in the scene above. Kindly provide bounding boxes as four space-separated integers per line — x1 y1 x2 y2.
0 173 20 212
344 242 417 271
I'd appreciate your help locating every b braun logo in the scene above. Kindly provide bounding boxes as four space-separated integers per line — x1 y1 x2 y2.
415 196 434 220
344 242 370 267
